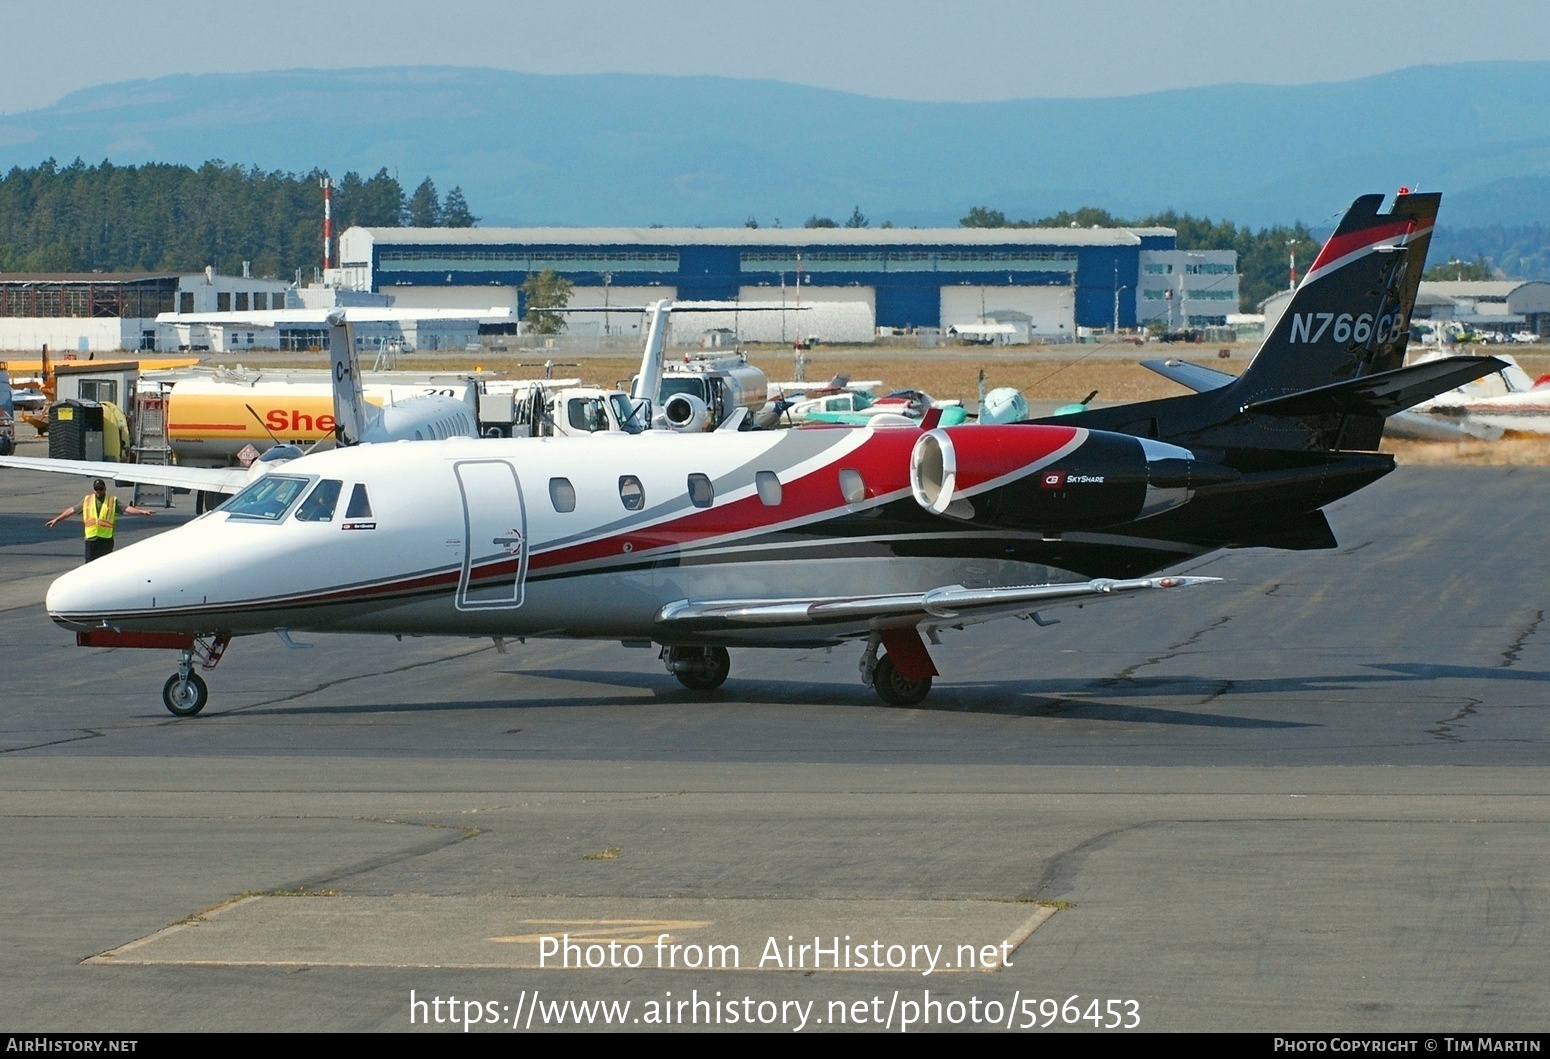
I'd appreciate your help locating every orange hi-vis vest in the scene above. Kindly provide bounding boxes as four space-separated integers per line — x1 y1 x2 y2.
82 494 117 540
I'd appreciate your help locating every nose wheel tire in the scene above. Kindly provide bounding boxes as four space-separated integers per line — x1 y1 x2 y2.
872 654 932 706
670 646 731 691
162 672 209 717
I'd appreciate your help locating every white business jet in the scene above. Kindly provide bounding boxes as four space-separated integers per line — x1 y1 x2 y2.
29 191 1512 719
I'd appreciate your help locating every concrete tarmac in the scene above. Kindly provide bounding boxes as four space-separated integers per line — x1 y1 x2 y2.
0 451 1546 1033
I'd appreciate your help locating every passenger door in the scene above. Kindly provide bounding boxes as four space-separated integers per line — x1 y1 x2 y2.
454 460 527 610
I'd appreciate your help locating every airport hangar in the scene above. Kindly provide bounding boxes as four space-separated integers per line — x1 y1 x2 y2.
335 225 1240 343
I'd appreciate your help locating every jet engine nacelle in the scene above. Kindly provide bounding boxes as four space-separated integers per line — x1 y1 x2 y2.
660 393 709 433
911 425 1226 531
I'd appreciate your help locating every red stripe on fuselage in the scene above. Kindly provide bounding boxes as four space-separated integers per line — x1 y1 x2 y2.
528 427 918 573
524 423 1083 575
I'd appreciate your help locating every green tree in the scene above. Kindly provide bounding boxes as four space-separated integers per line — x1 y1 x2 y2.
957 202 1322 310
360 168 408 226
1423 255 1494 281
441 186 477 227
844 206 869 229
804 214 838 228
0 159 479 277
407 178 441 227
959 206 1008 227
522 268 573 335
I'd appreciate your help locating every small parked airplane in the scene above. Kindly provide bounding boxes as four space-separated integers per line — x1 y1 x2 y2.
39 191 1506 716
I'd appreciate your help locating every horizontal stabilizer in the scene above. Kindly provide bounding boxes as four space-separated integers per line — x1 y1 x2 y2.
656 575 1220 633
1141 359 1237 394
1240 356 1508 420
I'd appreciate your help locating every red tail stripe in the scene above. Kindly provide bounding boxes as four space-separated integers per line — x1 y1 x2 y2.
1308 219 1428 274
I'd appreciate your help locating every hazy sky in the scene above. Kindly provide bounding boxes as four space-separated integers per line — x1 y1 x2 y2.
4 0 1549 114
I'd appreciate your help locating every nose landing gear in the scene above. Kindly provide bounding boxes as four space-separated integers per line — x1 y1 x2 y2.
160 634 230 717
163 670 209 716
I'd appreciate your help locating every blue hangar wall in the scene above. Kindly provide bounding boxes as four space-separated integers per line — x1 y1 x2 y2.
349 227 1178 330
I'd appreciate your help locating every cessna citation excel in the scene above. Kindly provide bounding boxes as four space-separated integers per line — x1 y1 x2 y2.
43 191 1504 715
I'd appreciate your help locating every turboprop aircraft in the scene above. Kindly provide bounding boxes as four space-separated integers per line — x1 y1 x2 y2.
39 191 1507 716
0 311 478 498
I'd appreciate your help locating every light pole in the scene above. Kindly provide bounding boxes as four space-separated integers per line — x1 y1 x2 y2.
602 271 612 337
1113 260 1126 333
1286 239 1299 290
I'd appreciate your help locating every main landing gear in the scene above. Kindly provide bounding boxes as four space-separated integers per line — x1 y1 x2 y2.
661 645 731 690
660 631 942 706
860 631 938 707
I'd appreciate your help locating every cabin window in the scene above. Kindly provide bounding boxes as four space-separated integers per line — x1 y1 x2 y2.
253 292 268 310
295 479 343 522
235 292 249 311
839 468 865 504
345 483 373 519
618 475 645 511
220 475 310 521
688 473 714 508
755 470 782 506
549 477 576 513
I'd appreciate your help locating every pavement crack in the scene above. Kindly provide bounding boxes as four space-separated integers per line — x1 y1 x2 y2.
216 644 496 715
1027 821 1149 900
1198 680 1235 706
1 729 106 754
279 817 482 893
1499 609 1543 669
1109 615 1231 681
1427 698 1482 742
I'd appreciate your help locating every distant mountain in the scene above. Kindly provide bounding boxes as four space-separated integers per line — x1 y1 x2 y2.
0 62 1547 230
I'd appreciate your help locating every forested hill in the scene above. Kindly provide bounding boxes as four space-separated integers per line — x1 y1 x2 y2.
0 160 475 277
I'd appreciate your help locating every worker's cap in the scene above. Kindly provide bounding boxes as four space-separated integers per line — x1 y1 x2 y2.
92 478 106 490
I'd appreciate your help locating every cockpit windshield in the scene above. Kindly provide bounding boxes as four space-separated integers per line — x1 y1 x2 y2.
217 475 311 521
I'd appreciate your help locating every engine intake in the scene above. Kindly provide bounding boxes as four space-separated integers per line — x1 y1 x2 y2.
911 425 1216 532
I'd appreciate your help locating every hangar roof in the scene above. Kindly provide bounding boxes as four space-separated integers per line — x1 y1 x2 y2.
352 225 1168 248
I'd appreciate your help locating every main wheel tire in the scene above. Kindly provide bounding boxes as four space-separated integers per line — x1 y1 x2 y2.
672 646 731 691
162 672 209 717
872 654 932 706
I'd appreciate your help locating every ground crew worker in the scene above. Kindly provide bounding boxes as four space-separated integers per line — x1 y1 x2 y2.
46 478 154 563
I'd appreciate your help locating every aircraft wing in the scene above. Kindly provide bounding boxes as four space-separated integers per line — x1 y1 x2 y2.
1141 359 1237 393
655 575 1219 634
0 456 253 495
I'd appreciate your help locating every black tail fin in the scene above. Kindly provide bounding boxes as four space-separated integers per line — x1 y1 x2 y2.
1040 191 1498 452
1236 191 1435 399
